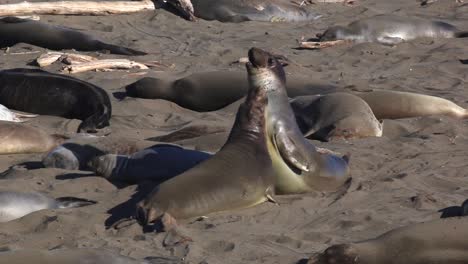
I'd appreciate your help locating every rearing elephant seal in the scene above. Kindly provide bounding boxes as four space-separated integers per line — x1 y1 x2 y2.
125 71 339 112
0 17 146 55
0 68 111 133
0 121 67 154
317 14 468 45
247 48 350 194
166 0 321 22
136 49 277 229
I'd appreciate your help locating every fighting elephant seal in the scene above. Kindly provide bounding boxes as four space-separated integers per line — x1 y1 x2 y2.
0 17 146 55
291 93 382 141
125 71 339 112
0 68 111 133
88 144 211 183
0 121 67 154
0 191 96 222
165 0 321 22
317 14 468 45
0 248 182 264
309 217 468 264
136 49 278 230
247 48 350 194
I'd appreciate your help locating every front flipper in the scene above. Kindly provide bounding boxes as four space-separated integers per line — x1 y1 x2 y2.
377 36 405 45
273 126 316 172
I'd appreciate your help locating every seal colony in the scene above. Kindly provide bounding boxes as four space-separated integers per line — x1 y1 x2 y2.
0 68 111 133
0 17 146 55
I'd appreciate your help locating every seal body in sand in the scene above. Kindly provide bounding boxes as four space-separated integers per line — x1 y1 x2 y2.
318 14 468 45
0 17 146 55
0 191 96 222
291 93 382 141
0 121 67 154
309 217 468 264
355 90 468 120
88 144 211 183
0 248 181 264
136 49 277 228
247 48 350 194
125 71 338 112
167 0 321 22
0 68 112 133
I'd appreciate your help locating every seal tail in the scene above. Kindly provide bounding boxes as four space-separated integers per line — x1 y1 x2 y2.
98 42 147 56
55 197 97 209
455 31 468 38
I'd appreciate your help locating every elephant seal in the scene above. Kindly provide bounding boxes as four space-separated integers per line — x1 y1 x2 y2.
88 144 211 183
166 0 321 22
0 248 182 264
0 68 112 133
291 93 382 141
0 121 67 154
43 136 154 171
355 90 468 120
317 14 468 45
309 217 468 264
125 71 339 112
247 48 350 194
0 17 146 55
0 191 96 222
136 49 277 230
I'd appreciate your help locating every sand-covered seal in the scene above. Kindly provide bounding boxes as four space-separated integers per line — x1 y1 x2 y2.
0 191 96 222
291 93 382 141
317 14 468 45
0 248 182 264
136 49 278 230
0 68 111 133
309 217 468 264
88 144 211 183
166 0 321 22
0 17 146 55
0 121 67 154
246 48 350 194
125 71 338 112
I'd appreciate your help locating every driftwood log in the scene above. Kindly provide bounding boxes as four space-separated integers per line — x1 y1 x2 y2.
0 1 155 16
61 59 149 73
299 40 351 49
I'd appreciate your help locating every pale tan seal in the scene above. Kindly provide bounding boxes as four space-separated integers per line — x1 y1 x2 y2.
0 121 67 154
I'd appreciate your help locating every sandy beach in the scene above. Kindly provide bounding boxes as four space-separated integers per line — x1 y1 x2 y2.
0 0 467 263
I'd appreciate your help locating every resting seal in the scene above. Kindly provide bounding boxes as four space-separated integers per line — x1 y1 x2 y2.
0 191 96 222
0 121 67 154
309 217 468 264
246 48 350 194
0 17 146 55
125 71 338 112
88 144 211 183
317 14 468 45
136 48 277 230
166 0 321 22
0 68 112 133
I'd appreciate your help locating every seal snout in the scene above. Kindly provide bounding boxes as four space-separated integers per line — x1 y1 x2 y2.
248 47 270 68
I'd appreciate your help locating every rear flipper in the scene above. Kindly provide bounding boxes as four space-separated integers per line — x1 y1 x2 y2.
455 31 468 38
55 197 97 208
98 42 147 56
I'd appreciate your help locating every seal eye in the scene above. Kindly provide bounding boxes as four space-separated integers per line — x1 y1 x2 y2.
267 58 274 66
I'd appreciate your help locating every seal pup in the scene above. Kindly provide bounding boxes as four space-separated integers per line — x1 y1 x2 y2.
291 93 382 141
0 191 96 222
165 0 321 22
0 104 37 122
125 71 339 112
136 49 277 230
0 248 182 264
0 17 146 55
88 144 211 183
355 90 468 120
309 217 468 264
0 121 67 154
247 48 350 194
0 68 111 133
317 14 468 45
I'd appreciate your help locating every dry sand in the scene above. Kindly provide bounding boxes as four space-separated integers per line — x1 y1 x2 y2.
0 0 467 263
